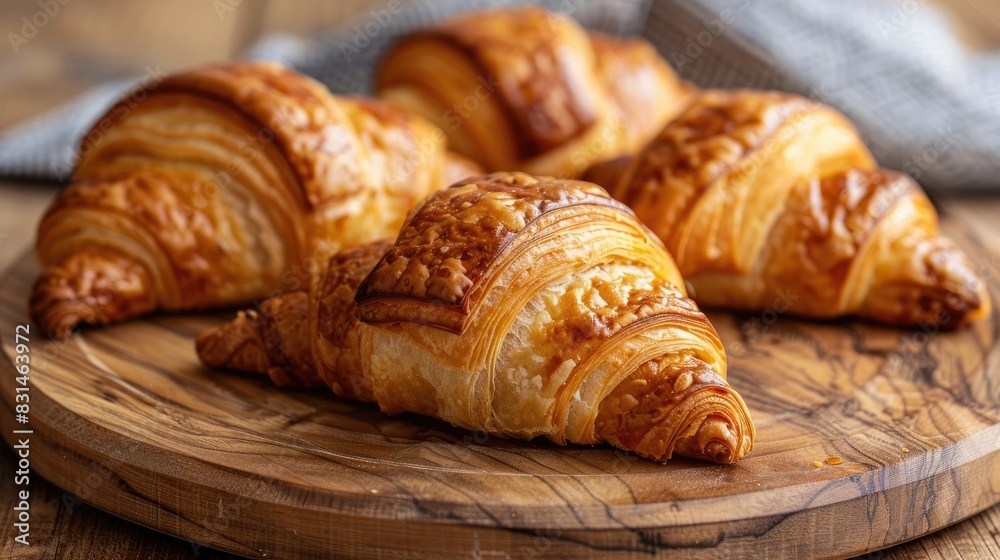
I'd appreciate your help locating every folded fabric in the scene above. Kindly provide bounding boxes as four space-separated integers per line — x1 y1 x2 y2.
0 0 996 191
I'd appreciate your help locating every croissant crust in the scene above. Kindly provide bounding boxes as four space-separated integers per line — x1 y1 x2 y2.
590 89 988 327
376 6 692 178
32 61 474 337
356 173 627 331
199 173 755 464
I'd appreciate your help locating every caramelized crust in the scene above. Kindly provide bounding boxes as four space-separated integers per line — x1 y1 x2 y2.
34 61 459 337
381 7 599 157
195 291 319 388
312 240 393 402
530 268 700 350
754 169 917 315
134 62 363 208
356 172 629 331
609 90 809 209
39 172 262 310
201 173 756 464
589 89 987 328
376 6 690 177
607 89 857 269
31 247 156 337
196 240 393 394
596 358 753 463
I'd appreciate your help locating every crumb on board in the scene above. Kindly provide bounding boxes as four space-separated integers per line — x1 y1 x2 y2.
824 456 844 466
370 489 379 494
812 460 823 468
902 447 910 453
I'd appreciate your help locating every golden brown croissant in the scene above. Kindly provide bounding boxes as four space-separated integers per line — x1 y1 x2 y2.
375 7 694 179
197 173 755 464
31 61 480 337
585 89 989 328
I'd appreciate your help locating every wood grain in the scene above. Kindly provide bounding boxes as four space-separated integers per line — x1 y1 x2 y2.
1 220 998 559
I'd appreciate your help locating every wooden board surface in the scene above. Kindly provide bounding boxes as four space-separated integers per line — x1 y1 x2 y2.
2 221 1000 559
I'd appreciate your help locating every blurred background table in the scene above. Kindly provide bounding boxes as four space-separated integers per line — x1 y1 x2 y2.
1 0 999 558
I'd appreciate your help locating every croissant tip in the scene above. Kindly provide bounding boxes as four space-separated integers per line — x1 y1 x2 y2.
933 280 989 330
46 316 83 340
959 275 991 326
31 250 157 337
704 441 732 465
694 415 743 464
194 328 225 368
195 310 265 372
673 413 754 465
30 282 96 339
953 292 989 329
29 310 77 340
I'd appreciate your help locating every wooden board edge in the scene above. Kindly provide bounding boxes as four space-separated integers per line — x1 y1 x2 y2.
3 346 1000 559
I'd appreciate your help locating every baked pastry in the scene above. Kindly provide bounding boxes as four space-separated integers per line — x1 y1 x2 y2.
197 173 755 464
376 7 694 179
31 62 480 337
585 90 988 328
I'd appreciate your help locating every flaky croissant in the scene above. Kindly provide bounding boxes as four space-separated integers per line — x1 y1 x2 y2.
585 90 989 328
31 61 481 337
375 6 694 179
197 173 755 464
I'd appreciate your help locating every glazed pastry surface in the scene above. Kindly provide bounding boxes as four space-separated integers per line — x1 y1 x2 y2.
31 62 479 337
198 173 755 464
586 90 988 328
376 7 693 178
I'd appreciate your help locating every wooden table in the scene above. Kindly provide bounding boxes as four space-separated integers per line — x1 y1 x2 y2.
1 0 999 558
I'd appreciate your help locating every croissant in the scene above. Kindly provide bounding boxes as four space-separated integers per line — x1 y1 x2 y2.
31 61 481 337
197 173 755 464
585 89 989 328
375 6 694 179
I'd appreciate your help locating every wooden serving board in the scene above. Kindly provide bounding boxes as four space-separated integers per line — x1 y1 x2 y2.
2 222 1000 559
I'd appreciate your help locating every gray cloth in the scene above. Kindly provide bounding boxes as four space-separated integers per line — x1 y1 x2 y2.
1 0 997 191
